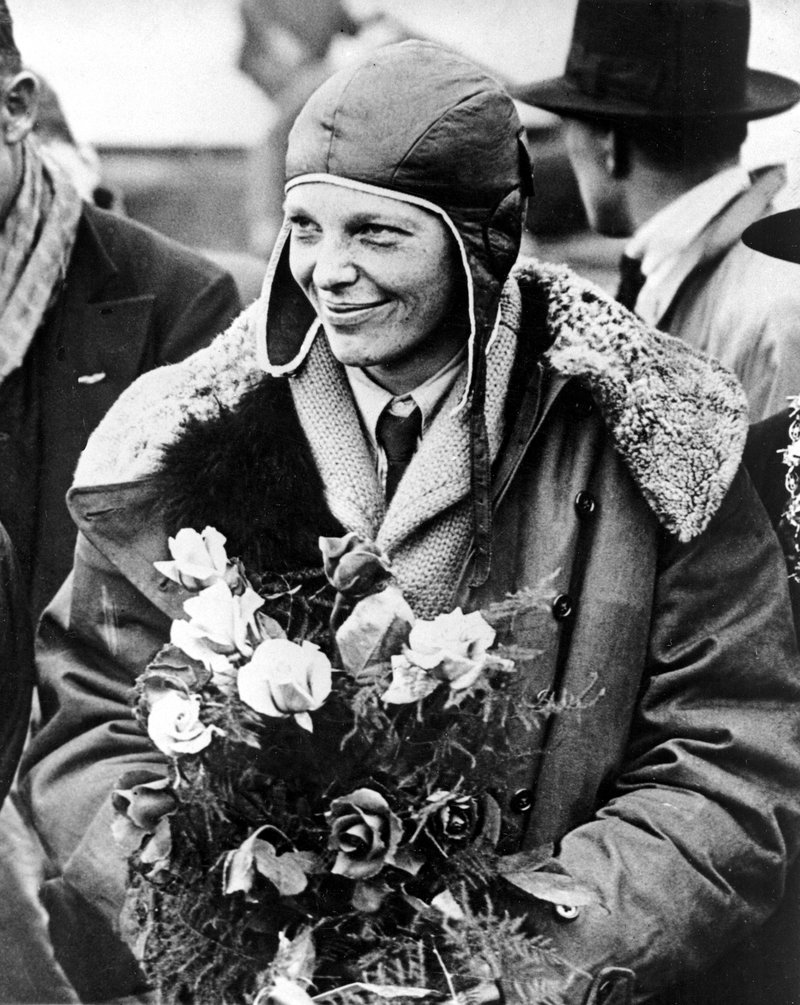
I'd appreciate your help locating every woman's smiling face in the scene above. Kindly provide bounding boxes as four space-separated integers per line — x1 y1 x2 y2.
285 182 465 394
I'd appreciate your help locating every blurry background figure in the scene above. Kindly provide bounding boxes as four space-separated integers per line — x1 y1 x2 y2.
237 0 403 257
237 0 357 256
516 0 800 421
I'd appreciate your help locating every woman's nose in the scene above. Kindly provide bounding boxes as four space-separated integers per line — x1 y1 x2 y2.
312 236 358 290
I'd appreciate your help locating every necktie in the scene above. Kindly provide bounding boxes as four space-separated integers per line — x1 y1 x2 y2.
376 402 422 502
616 254 646 312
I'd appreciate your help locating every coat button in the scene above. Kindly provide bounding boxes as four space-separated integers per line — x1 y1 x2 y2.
509 788 533 813
574 491 596 517
552 593 574 620
554 903 580 921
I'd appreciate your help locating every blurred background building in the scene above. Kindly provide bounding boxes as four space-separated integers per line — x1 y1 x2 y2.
12 0 800 300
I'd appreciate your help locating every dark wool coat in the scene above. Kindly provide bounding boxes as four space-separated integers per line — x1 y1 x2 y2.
20 263 800 1005
0 523 33 807
0 203 241 618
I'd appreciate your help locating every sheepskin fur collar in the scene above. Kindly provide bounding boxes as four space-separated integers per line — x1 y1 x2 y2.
74 259 747 544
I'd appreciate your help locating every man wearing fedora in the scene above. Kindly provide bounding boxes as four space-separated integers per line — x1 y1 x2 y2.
516 0 800 422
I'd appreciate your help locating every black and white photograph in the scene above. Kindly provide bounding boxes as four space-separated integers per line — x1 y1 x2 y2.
1 2 799 1003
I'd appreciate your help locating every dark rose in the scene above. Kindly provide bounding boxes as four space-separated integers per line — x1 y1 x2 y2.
328 788 402 880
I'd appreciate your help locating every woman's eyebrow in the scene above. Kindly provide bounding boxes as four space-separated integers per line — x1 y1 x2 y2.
347 211 418 230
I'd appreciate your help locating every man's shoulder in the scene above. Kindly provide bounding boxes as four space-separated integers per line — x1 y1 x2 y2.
75 203 234 290
709 235 800 307
73 302 263 489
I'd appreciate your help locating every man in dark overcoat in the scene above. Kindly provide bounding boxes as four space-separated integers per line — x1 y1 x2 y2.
0 3 241 618
0 6 240 1001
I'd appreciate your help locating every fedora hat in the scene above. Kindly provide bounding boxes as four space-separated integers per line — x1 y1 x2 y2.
742 209 800 263
515 0 800 121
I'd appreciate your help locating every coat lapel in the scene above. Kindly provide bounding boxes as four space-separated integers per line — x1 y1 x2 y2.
68 480 192 622
61 211 155 422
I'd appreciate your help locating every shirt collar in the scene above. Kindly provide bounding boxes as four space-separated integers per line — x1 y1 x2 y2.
625 165 751 326
345 345 467 453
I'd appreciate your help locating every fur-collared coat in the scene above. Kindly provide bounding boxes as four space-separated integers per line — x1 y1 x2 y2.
20 262 800 1005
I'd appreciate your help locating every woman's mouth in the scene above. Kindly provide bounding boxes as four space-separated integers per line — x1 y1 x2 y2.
318 299 390 327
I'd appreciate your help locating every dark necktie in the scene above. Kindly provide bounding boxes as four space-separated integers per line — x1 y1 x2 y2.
376 402 422 502
616 254 646 312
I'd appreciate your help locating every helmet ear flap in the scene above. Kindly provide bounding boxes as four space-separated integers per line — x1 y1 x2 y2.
482 186 525 280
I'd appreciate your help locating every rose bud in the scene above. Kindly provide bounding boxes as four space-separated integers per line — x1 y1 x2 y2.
319 533 392 597
427 791 480 847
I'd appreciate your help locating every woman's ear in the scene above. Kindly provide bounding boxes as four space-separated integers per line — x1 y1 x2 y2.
1 71 39 144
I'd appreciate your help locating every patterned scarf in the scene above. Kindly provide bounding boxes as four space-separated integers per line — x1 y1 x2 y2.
0 137 83 383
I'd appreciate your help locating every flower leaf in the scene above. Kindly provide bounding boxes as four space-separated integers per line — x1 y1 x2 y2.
139 817 172 875
336 587 414 680
252 841 310 896
274 927 316 984
499 866 602 909
311 983 435 1002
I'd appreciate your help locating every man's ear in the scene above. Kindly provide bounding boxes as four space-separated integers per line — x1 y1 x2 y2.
1 71 39 144
603 127 630 180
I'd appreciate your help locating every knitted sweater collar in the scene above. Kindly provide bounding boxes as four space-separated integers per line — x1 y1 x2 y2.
73 260 747 543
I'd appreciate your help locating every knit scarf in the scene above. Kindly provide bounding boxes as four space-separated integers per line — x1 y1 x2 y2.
0 137 83 383
289 308 518 618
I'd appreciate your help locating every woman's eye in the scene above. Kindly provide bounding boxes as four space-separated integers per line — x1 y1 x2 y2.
289 216 320 238
359 223 402 243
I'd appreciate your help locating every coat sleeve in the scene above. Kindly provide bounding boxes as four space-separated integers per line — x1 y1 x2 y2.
20 528 171 926
0 522 33 807
522 466 800 999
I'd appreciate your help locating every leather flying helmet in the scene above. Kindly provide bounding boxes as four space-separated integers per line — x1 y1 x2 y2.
254 39 534 585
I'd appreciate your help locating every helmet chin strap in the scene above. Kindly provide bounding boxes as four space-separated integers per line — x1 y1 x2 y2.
468 316 492 588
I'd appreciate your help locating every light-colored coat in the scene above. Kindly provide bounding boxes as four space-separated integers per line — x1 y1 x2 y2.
21 262 800 1004
657 168 800 421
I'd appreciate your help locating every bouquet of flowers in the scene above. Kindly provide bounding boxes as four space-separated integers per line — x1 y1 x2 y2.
783 401 800 576
112 527 600 1004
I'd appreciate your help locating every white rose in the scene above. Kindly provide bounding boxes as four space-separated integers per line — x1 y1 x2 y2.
405 608 496 690
147 691 216 757
177 580 264 667
258 977 316 1005
381 653 439 705
237 639 332 732
170 618 234 678
154 526 230 591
